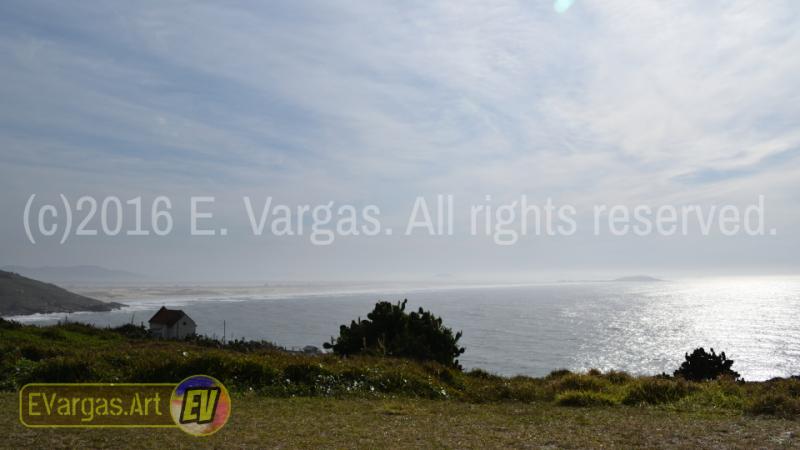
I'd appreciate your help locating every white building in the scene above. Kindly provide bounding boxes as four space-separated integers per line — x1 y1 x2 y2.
148 306 196 339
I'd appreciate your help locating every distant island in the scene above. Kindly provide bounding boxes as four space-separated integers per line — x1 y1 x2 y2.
557 275 666 283
611 275 665 282
0 270 124 316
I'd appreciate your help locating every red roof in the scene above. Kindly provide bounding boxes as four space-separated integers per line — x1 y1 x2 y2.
148 306 187 326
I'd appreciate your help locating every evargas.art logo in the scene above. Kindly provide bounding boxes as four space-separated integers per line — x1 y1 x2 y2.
170 375 231 436
20 376 231 436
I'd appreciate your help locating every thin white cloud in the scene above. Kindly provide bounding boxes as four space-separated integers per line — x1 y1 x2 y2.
0 0 798 278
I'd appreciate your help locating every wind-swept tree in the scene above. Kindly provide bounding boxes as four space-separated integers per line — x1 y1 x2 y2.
674 347 740 381
324 299 465 368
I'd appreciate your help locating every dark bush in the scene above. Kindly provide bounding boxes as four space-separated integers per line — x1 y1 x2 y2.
674 347 740 381
19 357 97 384
0 318 22 330
324 299 465 368
39 328 67 341
19 345 58 362
283 363 333 385
112 323 150 339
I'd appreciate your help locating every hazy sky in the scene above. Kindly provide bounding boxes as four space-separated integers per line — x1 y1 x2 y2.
1 1 798 282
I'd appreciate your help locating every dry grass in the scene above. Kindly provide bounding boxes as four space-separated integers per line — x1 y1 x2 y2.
3 393 799 449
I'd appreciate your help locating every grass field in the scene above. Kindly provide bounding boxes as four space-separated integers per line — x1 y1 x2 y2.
2 319 800 448
3 393 799 449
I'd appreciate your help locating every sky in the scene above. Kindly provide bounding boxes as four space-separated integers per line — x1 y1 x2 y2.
0 0 798 282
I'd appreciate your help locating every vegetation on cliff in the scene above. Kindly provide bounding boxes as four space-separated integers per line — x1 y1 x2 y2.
0 271 123 316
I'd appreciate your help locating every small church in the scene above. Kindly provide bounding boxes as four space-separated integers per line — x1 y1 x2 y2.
148 306 196 339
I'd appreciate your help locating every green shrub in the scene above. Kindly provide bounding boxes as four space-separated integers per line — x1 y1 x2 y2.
324 299 465 368
125 353 182 382
744 393 800 418
762 378 800 398
785 379 800 397
9 358 38 388
181 354 228 379
422 363 462 388
556 390 617 407
125 352 232 383
18 357 97 384
460 375 546 403
466 382 513 402
551 373 610 393
229 359 280 388
188 335 281 353
39 328 67 341
112 324 150 339
622 378 696 405
603 370 633 385
506 378 547 402
19 344 58 362
0 318 22 330
545 369 573 380
283 363 334 385
674 384 744 411
360 369 446 398
340 367 370 383
466 368 503 381
61 322 115 339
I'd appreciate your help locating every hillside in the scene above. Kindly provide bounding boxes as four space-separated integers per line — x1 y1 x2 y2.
1 265 144 284
0 321 798 447
0 270 124 316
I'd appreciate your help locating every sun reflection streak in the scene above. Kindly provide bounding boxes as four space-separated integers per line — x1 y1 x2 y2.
572 277 800 380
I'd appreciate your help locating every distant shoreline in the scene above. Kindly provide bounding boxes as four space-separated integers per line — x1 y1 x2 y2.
0 270 125 317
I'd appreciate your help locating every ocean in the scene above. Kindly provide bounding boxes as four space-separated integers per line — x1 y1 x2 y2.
9 277 800 381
